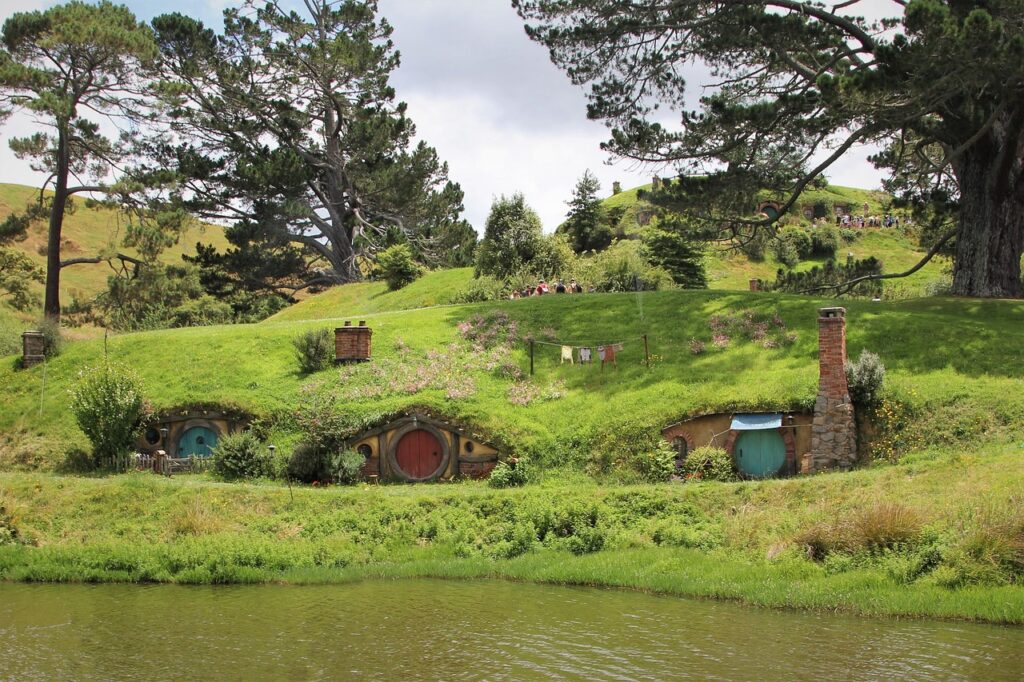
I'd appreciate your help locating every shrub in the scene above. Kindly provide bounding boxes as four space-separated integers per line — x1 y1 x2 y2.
377 244 422 290
213 431 273 480
810 226 840 258
327 449 365 485
37 317 63 358
69 363 150 466
680 446 738 482
451 275 506 304
293 328 334 374
845 350 885 408
771 237 800 268
488 458 529 488
287 443 328 483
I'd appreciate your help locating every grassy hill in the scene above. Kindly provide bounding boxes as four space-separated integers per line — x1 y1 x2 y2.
0 183 230 308
601 183 948 294
3 275 1022 471
0 273 1022 620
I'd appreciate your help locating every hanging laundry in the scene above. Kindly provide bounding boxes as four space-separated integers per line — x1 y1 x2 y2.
602 344 617 367
597 346 606 362
612 342 624 353
560 345 574 365
578 347 592 364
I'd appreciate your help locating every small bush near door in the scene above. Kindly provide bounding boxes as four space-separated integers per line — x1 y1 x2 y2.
69 363 150 467
213 431 273 480
680 446 738 482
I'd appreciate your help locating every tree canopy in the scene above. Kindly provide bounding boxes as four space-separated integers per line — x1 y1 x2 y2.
475 193 545 280
515 0 1024 298
560 169 612 253
151 0 466 290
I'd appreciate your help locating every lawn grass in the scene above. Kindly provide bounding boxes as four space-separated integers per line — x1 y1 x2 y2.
0 183 230 307
1 439 1021 622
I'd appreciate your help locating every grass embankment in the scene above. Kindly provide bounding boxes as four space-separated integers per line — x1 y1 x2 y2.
1 441 1022 623
3 286 1023 471
0 183 230 306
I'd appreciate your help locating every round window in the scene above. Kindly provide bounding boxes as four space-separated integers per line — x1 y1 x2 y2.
464 441 475 454
357 444 372 458
144 427 161 445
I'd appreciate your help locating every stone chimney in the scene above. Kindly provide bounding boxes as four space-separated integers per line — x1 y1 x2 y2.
21 331 45 368
335 321 372 363
803 307 857 472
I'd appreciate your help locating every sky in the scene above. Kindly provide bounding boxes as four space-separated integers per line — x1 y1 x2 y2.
0 0 887 232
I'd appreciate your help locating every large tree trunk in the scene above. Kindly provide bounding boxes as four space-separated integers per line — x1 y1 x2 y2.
950 130 1024 298
43 124 71 320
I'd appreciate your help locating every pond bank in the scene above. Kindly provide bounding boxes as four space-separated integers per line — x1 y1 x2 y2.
1 446 1022 624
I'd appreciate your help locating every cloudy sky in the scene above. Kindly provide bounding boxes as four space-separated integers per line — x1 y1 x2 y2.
0 0 884 231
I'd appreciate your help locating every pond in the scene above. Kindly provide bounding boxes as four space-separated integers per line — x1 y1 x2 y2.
0 580 1020 680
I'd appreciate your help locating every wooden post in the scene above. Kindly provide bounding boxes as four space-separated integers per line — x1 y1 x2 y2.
643 334 650 368
529 340 535 376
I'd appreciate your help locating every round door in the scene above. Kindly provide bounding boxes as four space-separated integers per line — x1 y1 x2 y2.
734 430 786 478
178 426 218 458
395 429 444 479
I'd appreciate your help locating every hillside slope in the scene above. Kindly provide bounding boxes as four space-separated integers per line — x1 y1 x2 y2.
0 183 230 307
2 276 1022 471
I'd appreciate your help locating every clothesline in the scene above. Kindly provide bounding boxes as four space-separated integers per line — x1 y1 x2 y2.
530 338 632 348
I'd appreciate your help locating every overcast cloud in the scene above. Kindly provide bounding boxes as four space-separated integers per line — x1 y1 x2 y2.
0 0 884 232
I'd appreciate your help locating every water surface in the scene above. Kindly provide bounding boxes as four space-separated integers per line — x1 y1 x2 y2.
0 580 1020 680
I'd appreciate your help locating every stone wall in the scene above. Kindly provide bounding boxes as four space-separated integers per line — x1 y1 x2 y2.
803 307 857 472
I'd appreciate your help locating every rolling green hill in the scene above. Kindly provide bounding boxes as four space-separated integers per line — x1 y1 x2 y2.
3 275 1022 471
0 183 230 309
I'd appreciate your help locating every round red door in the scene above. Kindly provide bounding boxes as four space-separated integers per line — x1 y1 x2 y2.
395 429 443 479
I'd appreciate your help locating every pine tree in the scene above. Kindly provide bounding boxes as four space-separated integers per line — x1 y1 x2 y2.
0 2 164 319
561 170 612 253
152 1 466 288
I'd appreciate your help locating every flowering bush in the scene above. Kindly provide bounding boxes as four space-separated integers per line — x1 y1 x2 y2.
69 363 151 467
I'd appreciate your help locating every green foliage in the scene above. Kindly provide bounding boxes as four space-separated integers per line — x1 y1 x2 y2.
475 194 544 280
92 264 233 332
286 443 328 484
213 431 273 480
68 363 150 466
516 0 1024 297
770 235 800 268
487 458 529 488
0 1 165 317
587 423 675 482
292 328 334 375
450 275 506 304
561 170 612 253
810 227 840 259
642 224 707 288
35 317 63 358
326 449 365 485
152 3 465 286
570 240 674 292
376 244 423 291
846 350 886 409
0 248 43 311
771 256 883 297
679 446 738 482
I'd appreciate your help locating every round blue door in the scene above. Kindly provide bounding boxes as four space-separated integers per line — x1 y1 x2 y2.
178 426 218 458
734 430 786 478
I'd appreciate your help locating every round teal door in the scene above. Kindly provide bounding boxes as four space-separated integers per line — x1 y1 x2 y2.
178 426 218 458
734 430 786 478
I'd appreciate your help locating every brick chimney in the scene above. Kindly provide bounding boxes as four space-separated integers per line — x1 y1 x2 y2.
803 307 857 472
335 321 372 363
